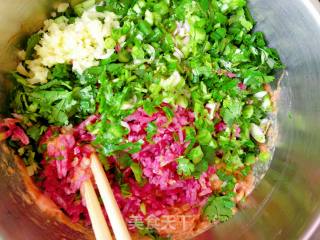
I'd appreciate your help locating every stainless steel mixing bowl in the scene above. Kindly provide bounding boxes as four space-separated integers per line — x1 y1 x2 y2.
1 0 320 239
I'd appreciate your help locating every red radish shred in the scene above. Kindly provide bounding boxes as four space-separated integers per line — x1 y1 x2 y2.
238 82 247 90
215 121 227 133
115 44 121 53
0 118 29 145
31 106 217 227
227 72 237 78
0 106 218 229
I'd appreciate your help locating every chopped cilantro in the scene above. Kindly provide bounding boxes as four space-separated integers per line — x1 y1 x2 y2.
220 97 243 126
193 160 209 179
25 33 41 59
26 124 47 142
188 146 204 164
197 129 213 145
117 152 133 169
130 162 144 184
120 183 132 197
177 157 195 177
146 122 157 142
162 106 174 121
203 193 235 222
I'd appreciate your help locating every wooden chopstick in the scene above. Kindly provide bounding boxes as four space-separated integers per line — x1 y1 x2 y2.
90 153 132 240
81 179 113 240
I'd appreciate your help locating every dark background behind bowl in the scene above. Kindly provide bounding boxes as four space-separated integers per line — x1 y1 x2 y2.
1 0 320 239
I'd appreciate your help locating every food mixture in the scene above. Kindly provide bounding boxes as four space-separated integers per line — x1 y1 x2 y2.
0 0 283 239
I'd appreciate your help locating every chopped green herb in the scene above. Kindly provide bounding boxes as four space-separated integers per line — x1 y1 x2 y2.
188 146 204 164
220 97 243 126
26 124 47 142
162 106 174 121
197 129 213 145
146 122 157 142
130 162 143 184
25 33 41 59
120 183 132 197
117 152 133 169
203 193 235 222
177 157 195 177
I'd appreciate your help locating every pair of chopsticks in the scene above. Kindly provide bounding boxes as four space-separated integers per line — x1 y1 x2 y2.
81 154 132 240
